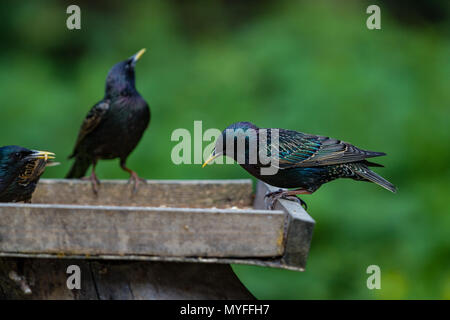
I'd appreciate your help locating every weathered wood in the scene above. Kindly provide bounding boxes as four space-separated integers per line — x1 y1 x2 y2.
0 258 254 300
0 179 316 299
253 181 315 270
0 179 314 272
0 258 98 299
0 253 303 271
32 179 253 208
0 203 285 258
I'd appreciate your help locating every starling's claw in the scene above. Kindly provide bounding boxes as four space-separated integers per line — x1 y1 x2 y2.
281 195 308 210
264 189 284 210
264 189 284 199
121 161 146 194
299 197 308 210
268 198 277 210
81 172 100 195
127 171 146 194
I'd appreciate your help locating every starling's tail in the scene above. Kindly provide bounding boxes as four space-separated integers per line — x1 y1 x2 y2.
363 151 386 158
361 160 384 168
353 163 397 193
66 157 91 179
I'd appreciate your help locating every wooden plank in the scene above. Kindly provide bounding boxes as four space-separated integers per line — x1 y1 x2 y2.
89 260 254 300
0 203 285 258
0 252 304 271
254 181 315 270
0 179 316 300
0 179 315 271
32 179 253 208
0 258 254 299
0 258 98 299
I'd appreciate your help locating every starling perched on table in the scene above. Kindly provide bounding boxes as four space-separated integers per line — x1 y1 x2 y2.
66 49 150 194
0 145 56 203
203 122 396 209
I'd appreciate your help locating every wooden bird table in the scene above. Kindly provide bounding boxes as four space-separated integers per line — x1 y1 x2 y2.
0 179 315 299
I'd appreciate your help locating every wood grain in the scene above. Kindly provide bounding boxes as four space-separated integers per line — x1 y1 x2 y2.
253 181 315 269
0 179 314 272
32 179 254 208
0 179 316 299
0 203 285 258
0 258 254 300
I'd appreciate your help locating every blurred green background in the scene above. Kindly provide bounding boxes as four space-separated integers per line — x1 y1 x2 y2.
0 0 449 299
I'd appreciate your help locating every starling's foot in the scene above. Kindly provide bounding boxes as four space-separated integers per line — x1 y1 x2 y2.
81 172 101 195
265 189 284 198
127 171 146 194
264 189 285 210
264 189 308 210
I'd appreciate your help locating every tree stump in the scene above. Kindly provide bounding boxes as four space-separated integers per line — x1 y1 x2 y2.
0 258 254 299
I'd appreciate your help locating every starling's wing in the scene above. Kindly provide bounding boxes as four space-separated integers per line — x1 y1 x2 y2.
69 100 110 158
266 129 385 168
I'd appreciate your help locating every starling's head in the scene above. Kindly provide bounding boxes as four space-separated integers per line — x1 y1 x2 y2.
105 49 146 97
224 122 259 132
202 122 259 167
0 146 56 184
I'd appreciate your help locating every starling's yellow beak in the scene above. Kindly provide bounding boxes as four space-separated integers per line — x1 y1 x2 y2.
202 152 221 168
31 150 56 161
133 48 146 62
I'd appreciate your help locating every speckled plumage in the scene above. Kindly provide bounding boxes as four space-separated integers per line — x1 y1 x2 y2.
66 49 150 192
205 122 396 207
0 146 54 203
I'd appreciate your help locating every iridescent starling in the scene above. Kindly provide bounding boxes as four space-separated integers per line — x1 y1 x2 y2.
0 145 56 203
203 122 396 209
66 49 150 193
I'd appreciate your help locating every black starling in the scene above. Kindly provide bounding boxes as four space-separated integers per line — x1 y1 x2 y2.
0 145 56 203
203 122 396 209
66 49 150 193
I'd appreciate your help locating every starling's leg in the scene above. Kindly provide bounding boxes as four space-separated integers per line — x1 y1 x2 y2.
120 160 146 193
265 188 310 210
81 161 100 195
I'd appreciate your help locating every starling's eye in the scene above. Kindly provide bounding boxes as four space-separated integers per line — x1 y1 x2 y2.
11 152 22 160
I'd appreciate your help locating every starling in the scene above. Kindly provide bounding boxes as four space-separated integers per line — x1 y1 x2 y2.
66 49 150 194
203 122 396 209
0 145 56 203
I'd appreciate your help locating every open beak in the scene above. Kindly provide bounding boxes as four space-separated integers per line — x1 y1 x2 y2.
202 151 222 168
30 150 56 161
132 48 146 64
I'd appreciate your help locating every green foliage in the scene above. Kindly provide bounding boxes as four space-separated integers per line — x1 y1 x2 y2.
0 1 448 299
